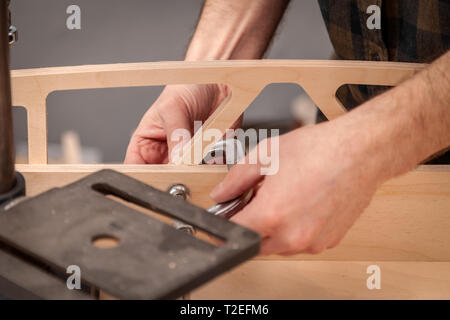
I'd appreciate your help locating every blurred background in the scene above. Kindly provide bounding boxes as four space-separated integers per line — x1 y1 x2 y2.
10 0 333 164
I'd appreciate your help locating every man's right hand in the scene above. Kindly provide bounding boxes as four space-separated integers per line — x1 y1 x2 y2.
124 84 229 164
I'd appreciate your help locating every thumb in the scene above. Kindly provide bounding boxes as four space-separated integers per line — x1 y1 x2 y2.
124 133 168 164
157 104 193 164
166 120 193 164
210 152 264 203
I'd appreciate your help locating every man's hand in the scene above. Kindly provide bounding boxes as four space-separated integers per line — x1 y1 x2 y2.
211 51 450 256
210 121 380 255
124 84 228 164
124 0 289 164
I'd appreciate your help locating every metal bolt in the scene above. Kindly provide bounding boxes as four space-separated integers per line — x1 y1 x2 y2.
167 183 193 300
167 184 190 200
167 184 195 235
172 220 195 235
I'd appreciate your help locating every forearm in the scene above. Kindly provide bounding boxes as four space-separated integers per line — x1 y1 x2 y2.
336 51 450 184
185 0 289 61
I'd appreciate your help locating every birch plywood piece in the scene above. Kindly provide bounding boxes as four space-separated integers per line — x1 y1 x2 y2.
11 60 425 164
15 164 450 262
261 165 450 262
16 164 227 208
191 261 450 299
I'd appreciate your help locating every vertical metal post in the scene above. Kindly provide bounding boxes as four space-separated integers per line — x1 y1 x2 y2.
0 0 14 194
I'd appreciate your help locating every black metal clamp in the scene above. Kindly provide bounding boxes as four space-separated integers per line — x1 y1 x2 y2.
0 169 261 299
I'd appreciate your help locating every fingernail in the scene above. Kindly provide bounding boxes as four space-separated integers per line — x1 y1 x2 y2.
209 182 223 200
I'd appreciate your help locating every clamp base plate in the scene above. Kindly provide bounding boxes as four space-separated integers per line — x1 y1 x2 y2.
0 169 260 299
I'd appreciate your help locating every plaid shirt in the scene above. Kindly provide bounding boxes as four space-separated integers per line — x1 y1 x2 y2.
317 0 450 163
318 0 450 108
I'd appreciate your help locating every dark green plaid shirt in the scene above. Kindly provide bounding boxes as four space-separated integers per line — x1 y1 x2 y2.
318 0 449 163
318 0 449 107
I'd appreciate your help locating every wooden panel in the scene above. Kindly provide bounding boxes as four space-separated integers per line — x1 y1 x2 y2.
191 260 450 299
16 164 227 208
11 60 425 164
16 164 450 262
262 165 450 262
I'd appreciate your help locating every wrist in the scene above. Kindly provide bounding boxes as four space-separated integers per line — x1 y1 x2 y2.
331 82 430 186
324 117 389 188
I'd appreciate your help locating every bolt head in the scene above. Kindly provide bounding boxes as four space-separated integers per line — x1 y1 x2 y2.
167 184 190 200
